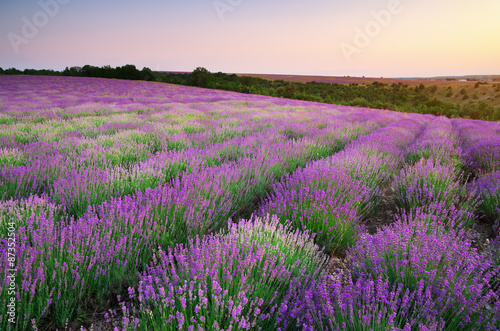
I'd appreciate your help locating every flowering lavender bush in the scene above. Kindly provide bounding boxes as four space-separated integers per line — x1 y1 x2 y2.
260 166 370 254
464 138 500 174
301 273 446 331
486 237 500 293
393 202 478 232
347 219 500 330
391 159 477 229
128 215 329 330
0 148 25 167
455 119 500 175
404 117 463 173
468 171 500 225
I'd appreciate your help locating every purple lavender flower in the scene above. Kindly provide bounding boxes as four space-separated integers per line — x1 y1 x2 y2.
468 171 500 224
130 215 329 330
346 219 500 330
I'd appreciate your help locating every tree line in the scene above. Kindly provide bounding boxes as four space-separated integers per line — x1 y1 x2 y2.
1 65 499 121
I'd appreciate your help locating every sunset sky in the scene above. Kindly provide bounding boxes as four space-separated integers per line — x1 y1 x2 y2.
1 0 499 77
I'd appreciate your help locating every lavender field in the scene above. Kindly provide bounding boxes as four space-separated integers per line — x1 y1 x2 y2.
1 76 499 330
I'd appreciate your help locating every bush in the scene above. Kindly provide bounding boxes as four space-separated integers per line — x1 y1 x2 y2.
494 107 500 121
299 220 500 331
391 160 473 222
345 219 500 330
191 67 213 87
468 171 500 224
127 215 330 330
303 273 445 330
464 137 500 173
350 97 370 108
260 166 370 254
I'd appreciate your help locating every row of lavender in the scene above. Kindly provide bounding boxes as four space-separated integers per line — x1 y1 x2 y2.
458 119 500 229
0 76 499 330
131 117 500 330
305 117 500 330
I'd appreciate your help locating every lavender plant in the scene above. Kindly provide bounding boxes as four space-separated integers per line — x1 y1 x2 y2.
301 273 446 331
261 166 369 254
404 117 463 173
391 159 477 229
128 215 329 330
464 138 500 174
468 171 500 225
454 119 500 175
486 237 500 292
347 219 500 330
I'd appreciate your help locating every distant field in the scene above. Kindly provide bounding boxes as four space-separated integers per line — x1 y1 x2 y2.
236 73 449 85
0 76 499 330
237 73 500 108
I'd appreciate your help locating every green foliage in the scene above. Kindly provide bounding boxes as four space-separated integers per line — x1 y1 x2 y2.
349 97 370 108
191 67 213 87
493 107 500 121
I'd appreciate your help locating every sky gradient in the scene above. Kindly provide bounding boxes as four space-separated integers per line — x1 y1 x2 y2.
1 0 499 77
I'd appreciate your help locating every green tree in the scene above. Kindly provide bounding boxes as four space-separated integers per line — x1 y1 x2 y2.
493 107 500 121
4 68 22 75
141 67 156 81
116 64 141 80
191 67 213 87
62 66 82 76
284 83 297 98
350 97 370 108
